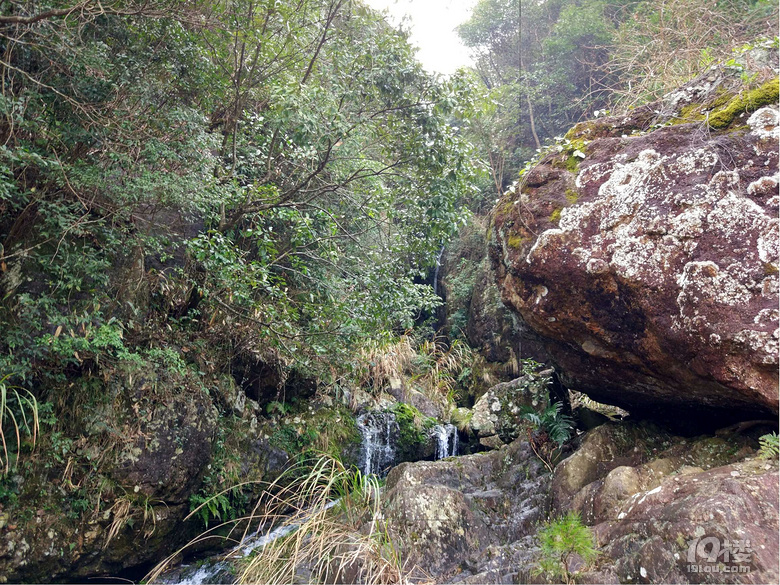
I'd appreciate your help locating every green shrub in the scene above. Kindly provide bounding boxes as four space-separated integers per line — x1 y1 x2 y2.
536 511 598 584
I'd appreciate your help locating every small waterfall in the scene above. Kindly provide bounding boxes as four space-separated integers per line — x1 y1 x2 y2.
356 412 398 476
433 245 445 296
431 423 458 460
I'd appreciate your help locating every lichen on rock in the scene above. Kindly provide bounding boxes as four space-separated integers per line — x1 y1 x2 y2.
490 66 779 427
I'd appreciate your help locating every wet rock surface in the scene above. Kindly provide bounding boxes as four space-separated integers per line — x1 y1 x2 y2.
382 438 550 581
490 68 779 427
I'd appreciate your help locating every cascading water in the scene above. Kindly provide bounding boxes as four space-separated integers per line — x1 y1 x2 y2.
356 412 398 476
431 423 458 460
158 502 339 584
433 245 445 296
156 522 296 584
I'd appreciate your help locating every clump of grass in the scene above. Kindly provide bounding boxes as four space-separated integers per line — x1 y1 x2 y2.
355 332 474 409
238 455 404 585
0 374 39 475
355 335 416 390
450 407 473 433
413 336 474 403
146 454 406 585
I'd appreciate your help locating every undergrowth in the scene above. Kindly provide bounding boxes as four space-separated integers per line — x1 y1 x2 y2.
0 374 39 475
147 454 406 585
520 401 574 472
354 332 475 408
758 432 779 460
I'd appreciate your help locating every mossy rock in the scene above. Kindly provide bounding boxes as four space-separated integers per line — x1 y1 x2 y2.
506 233 526 249
390 402 437 462
708 78 779 130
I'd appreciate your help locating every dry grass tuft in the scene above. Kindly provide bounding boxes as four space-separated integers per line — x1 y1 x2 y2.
603 0 779 110
355 333 474 409
238 455 405 585
145 455 407 585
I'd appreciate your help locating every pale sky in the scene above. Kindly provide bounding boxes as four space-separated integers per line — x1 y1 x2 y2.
363 0 477 75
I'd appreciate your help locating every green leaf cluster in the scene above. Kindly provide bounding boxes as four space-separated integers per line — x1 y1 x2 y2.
536 511 598 584
520 401 574 446
758 432 779 460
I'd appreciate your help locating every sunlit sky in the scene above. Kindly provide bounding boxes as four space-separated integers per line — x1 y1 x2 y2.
363 0 478 75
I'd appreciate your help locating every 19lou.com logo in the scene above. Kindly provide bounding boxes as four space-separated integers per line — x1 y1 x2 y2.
686 536 753 574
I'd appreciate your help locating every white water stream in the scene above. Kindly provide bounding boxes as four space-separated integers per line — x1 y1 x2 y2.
431 423 458 459
356 411 398 476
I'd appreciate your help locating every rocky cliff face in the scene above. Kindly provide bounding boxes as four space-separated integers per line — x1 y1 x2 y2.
490 68 779 426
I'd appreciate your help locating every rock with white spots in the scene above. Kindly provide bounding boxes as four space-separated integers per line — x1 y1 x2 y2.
491 68 779 426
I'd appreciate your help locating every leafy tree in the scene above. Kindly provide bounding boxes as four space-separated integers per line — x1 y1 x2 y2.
0 0 479 402
457 0 615 194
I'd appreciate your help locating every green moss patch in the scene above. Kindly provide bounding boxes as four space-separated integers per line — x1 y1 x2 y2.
708 78 779 130
391 402 436 461
506 233 527 249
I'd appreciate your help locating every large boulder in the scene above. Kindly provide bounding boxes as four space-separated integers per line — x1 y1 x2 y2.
382 438 550 581
490 68 779 426
551 422 778 584
587 458 779 584
469 372 551 444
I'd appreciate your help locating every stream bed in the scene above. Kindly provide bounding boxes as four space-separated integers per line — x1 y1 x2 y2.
157 410 462 584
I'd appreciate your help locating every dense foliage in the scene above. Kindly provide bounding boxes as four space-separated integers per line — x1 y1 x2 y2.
0 0 480 430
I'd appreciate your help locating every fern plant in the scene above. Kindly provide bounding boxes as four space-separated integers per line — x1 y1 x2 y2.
520 401 574 446
520 401 574 472
758 432 779 460
535 511 598 584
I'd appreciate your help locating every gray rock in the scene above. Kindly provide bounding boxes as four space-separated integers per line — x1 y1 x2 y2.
382 438 551 580
469 374 550 445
